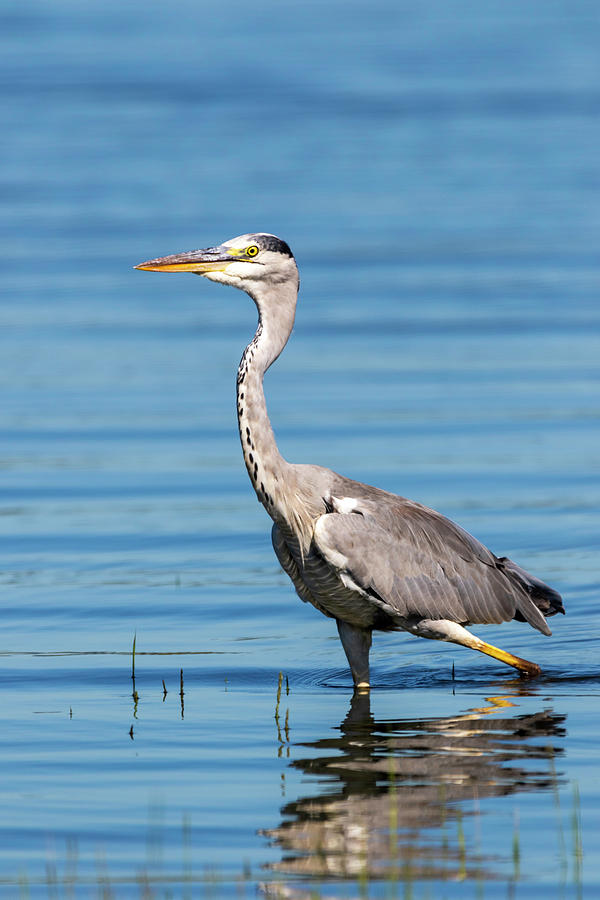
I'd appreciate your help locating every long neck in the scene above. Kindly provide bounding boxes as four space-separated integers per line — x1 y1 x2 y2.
236 281 297 525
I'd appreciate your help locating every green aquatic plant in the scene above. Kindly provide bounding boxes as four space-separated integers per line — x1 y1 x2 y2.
275 670 283 720
131 633 139 714
512 808 521 882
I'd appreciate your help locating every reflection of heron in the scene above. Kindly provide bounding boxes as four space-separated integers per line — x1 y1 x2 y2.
261 692 567 883
136 233 564 687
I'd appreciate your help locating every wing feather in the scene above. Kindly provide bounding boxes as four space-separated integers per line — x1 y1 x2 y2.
313 500 548 631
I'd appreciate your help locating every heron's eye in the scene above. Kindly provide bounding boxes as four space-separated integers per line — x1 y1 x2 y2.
245 245 259 258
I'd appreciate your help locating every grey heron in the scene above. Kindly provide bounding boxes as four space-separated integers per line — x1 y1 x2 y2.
136 233 564 689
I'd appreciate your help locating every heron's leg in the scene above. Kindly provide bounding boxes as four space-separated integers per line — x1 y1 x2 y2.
336 620 372 689
415 620 541 677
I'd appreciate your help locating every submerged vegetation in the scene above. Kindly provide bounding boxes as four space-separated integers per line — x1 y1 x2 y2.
12 722 585 899
18 656 577 898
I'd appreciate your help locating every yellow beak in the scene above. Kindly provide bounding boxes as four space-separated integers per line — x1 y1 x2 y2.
134 247 234 273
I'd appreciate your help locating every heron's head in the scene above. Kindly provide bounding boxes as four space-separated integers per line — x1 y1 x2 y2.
135 233 298 295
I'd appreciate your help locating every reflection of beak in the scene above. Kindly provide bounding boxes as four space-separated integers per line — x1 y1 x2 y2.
134 247 233 273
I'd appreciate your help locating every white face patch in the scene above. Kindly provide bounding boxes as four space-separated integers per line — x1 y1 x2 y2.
221 260 262 279
203 269 241 285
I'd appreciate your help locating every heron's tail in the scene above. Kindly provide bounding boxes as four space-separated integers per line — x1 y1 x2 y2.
498 556 565 634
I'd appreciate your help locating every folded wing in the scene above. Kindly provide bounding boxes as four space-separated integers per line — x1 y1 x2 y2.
313 496 562 635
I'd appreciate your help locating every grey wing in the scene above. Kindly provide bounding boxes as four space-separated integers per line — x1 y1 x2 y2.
313 502 551 634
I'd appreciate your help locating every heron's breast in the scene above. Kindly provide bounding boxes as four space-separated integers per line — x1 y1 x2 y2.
280 527 384 629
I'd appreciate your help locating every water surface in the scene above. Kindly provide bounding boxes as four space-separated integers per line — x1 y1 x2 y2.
1 0 599 896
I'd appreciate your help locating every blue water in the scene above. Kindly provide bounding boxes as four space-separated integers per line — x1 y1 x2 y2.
1 1 599 896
